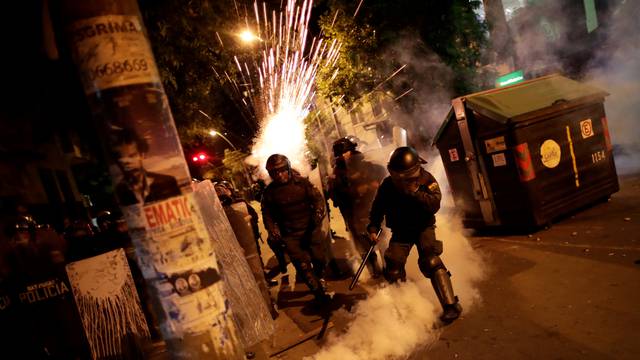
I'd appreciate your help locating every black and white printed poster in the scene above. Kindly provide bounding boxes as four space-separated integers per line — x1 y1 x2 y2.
66 248 150 359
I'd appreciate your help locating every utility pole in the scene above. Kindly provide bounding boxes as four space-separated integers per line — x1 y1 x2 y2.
53 1 244 358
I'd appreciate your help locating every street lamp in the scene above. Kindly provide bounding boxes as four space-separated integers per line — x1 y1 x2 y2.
208 129 252 187
208 130 237 150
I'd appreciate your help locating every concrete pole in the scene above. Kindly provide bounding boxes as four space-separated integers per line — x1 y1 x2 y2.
54 1 244 358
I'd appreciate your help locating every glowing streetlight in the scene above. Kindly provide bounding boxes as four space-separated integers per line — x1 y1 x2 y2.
209 130 237 150
209 129 252 184
238 29 260 43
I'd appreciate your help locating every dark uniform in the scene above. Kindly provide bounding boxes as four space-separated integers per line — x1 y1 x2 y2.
367 146 462 323
261 154 328 301
329 137 386 276
1 216 87 358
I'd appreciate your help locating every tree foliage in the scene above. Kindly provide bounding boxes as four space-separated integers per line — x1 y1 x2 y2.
140 0 257 151
315 0 489 106
316 2 379 106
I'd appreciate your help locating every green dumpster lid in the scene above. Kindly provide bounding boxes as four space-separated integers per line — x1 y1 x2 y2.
433 74 608 146
466 74 608 122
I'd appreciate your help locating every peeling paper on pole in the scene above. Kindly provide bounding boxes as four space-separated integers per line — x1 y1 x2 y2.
193 180 276 347
67 15 161 94
123 194 242 358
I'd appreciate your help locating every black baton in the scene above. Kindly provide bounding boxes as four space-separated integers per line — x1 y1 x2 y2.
349 228 382 291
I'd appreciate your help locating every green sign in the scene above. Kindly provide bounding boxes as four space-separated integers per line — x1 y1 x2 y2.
496 70 524 87
584 0 598 33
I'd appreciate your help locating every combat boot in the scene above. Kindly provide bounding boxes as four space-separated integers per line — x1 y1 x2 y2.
299 262 330 303
440 299 462 323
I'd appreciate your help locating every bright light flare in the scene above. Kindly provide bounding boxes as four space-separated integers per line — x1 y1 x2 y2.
209 130 218 136
251 104 309 172
238 29 260 43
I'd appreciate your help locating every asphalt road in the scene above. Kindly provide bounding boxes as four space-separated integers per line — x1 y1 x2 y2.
415 173 640 359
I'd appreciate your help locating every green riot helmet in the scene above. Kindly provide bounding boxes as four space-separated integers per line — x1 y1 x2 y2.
332 137 357 158
266 154 292 182
214 181 233 205
387 146 427 179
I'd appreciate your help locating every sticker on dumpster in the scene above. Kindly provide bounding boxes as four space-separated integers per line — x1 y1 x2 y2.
540 139 561 168
514 143 536 182
449 148 460 162
591 149 606 164
485 136 507 154
492 153 507 167
580 119 594 139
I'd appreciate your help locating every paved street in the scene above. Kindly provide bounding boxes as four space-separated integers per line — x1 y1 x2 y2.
420 173 640 360
250 173 639 359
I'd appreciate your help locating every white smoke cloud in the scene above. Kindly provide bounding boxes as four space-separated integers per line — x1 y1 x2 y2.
379 34 455 152
585 0 640 174
310 158 487 360
310 282 439 360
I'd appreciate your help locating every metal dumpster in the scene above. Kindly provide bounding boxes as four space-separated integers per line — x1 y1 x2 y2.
433 74 619 229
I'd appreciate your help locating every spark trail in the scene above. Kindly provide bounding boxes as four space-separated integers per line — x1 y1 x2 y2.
232 0 341 173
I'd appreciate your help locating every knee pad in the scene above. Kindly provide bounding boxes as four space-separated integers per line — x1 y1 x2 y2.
418 255 447 278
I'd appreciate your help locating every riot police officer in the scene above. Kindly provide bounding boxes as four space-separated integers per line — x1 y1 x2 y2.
329 137 386 277
260 154 328 302
367 146 462 323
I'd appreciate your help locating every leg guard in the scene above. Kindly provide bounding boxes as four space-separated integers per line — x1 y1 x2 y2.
426 257 462 322
297 261 327 301
383 241 410 284
420 255 458 308
268 238 288 274
383 258 406 283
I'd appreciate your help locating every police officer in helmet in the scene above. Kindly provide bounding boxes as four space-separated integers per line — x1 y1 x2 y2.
329 136 386 278
260 154 329 302
367 146 462 323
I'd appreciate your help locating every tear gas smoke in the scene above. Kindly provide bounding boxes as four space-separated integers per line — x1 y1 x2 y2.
310 282 439 360
312 156 486 360
585 0 640 175
366 34 455 155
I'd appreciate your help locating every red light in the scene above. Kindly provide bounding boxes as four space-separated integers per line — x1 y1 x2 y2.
191 152 208 163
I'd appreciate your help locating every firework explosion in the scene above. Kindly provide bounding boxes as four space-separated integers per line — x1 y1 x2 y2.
232 0 341 174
